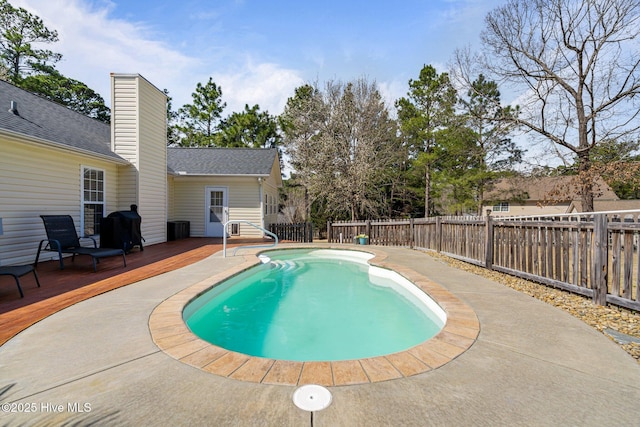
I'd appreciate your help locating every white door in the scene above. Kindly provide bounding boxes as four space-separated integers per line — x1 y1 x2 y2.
205 187 228 237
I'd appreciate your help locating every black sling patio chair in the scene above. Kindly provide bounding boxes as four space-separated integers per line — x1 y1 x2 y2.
35 215 126 272
0 264 40 298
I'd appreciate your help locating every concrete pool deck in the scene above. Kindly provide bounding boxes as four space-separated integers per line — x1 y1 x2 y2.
1 244 639 426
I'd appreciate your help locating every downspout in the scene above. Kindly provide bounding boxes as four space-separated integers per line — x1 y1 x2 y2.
258 177 265 236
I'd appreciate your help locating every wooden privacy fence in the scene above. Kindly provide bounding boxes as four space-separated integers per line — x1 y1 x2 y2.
328 211 640 312
269 222 313 243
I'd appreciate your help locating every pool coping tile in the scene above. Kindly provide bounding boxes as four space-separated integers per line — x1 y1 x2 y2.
149 245 480 387
299 362 333 387
262 360 304 386
203 351 250 377
359 357 403 382
229 357 275 383
384 351 430 377
331 360 370 386
179 344 228 368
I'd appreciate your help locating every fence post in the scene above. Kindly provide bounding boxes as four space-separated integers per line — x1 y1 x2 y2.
365 220 371 240
592 213 608 306
485 210 493 270
410 218 415 249
327 221 332 243
435 216 442 252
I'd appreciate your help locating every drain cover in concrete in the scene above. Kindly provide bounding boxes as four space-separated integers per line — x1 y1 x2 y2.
292 384 332 411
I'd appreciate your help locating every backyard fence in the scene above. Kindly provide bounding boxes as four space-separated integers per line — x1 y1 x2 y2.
269 222 314 243
328 210 640 312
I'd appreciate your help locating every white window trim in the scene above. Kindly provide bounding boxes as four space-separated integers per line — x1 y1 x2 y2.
81 165 106 236
492 202 510 212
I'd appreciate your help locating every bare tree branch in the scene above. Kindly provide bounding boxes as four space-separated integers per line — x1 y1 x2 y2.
456 0 640 211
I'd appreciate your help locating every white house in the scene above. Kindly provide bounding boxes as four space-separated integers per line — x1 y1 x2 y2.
0 74 282 266
167 147 282 238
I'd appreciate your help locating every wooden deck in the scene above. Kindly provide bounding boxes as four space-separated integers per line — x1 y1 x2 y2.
0 237 266 346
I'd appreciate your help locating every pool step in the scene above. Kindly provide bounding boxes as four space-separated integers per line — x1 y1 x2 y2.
269 260 302 272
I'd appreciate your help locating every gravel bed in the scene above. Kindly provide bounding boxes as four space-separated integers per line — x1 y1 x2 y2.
430 252 640 363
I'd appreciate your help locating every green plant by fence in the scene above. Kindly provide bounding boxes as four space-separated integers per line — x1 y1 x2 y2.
328 211 640 312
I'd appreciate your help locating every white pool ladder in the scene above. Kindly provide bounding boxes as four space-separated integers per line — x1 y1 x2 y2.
222 220 279 257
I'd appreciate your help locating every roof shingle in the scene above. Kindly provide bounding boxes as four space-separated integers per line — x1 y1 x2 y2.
167 147 278 176
0 80 121 161
0 80 281 177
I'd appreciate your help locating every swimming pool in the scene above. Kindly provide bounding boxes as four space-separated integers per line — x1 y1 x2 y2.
183 249 446 362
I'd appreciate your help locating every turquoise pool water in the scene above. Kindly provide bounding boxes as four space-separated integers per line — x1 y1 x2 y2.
183 249 445 362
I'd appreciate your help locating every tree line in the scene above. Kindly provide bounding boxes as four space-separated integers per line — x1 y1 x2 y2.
279 0 640 225
165 78 281 149
0 0 281 147
3 0 640 227
0 0 110 122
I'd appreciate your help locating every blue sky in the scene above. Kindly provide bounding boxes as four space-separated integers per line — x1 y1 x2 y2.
12 0 506 115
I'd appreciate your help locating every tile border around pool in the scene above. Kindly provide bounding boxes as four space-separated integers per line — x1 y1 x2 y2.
148 245 480 387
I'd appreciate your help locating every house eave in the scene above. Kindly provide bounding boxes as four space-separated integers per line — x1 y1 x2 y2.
170 172 270 178
0 128 130 165
110 73 167 98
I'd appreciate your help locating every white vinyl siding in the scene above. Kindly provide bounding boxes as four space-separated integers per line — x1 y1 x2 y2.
116 164 138 210
112 76 139 208
262 158 281 227
171 177 263 237
168 154 282 238
167 176 175 220
137 78 167 244
0 137 118 265
111 74 167 245
111 77 138 157
262 186 278 226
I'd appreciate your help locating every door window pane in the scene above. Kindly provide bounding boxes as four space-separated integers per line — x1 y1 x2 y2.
209 191 224 223
210 207 223 222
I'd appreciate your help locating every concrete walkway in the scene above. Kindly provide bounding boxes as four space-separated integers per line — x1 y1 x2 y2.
1 245 639 426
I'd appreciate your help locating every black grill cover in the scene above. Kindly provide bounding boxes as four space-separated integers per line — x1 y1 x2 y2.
100 204 144 252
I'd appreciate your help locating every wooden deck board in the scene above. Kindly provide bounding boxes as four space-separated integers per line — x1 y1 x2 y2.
0 238 264 346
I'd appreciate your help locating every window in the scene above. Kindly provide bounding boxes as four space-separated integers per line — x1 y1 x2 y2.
231 223 240 235
209 190 224 223
82 167 105 236
492 202 509 212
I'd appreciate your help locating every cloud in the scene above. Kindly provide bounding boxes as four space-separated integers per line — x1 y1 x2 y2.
12 0 304 115
13 0 200 106
377 78 407 114
211 60 305 115
9 0 504 121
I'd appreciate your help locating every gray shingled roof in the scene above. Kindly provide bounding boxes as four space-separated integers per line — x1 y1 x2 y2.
0 80 280 175
167 147 278 176
0 80 123 161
